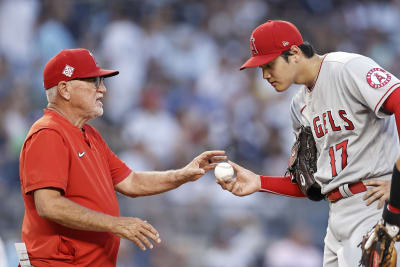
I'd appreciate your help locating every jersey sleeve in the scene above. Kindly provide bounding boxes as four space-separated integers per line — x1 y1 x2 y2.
89 126 132 185
21 129 69 194
105 145 132 185
290 88 309 136
341 55 400 118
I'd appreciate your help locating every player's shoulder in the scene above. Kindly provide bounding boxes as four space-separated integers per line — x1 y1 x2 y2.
324 51 367 65
290 86 308 124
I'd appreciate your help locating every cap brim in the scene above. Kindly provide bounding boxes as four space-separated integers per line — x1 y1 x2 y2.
99 69 119 78
81 69 119 78
239 53 281 70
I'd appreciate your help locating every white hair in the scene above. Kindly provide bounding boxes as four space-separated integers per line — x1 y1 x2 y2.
46 86 58 103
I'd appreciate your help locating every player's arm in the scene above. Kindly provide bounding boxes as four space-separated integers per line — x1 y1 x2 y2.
217 161 306 197
363 88 400 208
34 188 160 250
115 150 226 197
385 156 400 218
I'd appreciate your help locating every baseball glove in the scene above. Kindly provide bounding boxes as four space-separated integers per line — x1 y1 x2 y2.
360 202 400 267
287 125 324 201
359 219 400 267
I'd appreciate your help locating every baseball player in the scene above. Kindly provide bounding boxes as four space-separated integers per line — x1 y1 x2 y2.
19 48 226 266
218 20 400 266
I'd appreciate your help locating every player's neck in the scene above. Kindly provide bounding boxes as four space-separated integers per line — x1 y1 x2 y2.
304 55 324 89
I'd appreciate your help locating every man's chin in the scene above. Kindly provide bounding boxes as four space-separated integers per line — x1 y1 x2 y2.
274 84 289 92
92 109 103 118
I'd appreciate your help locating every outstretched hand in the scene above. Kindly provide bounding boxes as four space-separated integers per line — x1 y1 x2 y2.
217 161 261 196
112 217 161 251
180 150 227 182
363 180 391 209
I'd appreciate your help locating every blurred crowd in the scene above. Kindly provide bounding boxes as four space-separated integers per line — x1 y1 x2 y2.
1 0 400 266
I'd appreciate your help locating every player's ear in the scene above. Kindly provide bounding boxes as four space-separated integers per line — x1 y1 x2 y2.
57 81 71 101
289 45 302 63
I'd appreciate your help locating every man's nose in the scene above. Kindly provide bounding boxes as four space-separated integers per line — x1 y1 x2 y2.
98 83 107 94
262 69 271 79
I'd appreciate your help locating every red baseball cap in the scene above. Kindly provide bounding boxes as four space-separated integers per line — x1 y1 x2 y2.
43 48 119 89
240 20 303 70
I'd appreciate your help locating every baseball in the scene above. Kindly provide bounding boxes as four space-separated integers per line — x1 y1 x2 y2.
214 162 234 181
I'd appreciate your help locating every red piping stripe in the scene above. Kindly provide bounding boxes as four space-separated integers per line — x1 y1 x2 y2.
309 54 327 92
300 105 307 113
374 83 400 113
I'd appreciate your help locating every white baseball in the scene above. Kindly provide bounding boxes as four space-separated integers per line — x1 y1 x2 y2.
214 162 234 181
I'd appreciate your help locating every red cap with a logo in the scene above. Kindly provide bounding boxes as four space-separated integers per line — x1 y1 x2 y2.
43 48 119 89
240 20 303 70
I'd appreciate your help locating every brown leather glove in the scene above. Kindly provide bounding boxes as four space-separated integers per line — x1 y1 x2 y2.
359 219 400 267
287 126 324 201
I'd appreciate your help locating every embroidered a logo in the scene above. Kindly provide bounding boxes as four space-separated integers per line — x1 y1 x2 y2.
366 68 391 88
282 41 289 47
62 65 74 77
250 36 258 55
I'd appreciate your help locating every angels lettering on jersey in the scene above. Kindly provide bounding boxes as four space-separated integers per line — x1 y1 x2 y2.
313 110 354 139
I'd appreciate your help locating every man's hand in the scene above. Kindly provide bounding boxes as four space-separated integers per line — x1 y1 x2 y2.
34 188 160 251
179 150 227 182
112 217 161 251
363 180 391 209
359 219 400 266
217 161 261 196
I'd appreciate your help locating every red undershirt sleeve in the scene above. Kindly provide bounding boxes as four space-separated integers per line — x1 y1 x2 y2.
383 88 400 138
383 88 400 213
259 175 306 198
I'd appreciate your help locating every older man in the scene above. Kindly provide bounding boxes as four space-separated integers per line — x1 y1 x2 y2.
19 48 226 266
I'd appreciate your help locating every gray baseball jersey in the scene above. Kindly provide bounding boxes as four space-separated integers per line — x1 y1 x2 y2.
290 52 400 266
290 52 400 194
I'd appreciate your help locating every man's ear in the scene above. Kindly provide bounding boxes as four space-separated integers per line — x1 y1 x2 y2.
290 45 302 63
57 81 71 100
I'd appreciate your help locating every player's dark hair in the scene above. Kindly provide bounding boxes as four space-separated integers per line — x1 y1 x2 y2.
280 42 315 62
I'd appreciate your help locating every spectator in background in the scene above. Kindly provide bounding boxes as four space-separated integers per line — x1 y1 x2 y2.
264 224 322 267
19 48 226 266
0 236 7 267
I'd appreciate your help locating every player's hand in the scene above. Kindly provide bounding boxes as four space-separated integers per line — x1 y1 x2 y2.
363 180 391 209
217 161 261 196
112 217 161 251
180 150 227 182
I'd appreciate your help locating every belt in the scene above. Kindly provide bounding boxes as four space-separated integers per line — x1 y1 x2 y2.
327 181 367 203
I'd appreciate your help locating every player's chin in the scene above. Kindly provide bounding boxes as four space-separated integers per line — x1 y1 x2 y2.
273 83 289 92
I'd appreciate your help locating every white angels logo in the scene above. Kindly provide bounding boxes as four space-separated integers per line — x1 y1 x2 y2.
282 41 290 46
250 37 258 55
366 68 391 89
62 64 74 77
